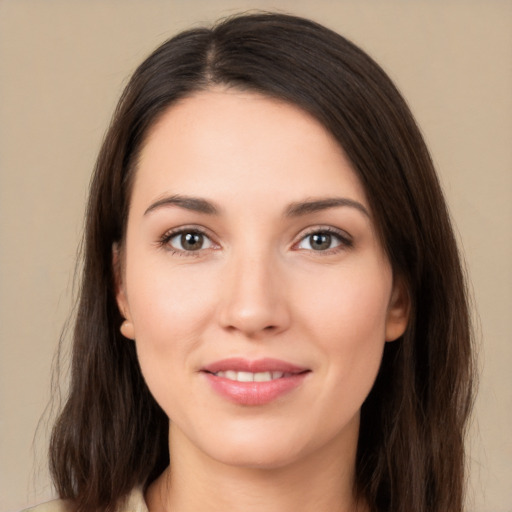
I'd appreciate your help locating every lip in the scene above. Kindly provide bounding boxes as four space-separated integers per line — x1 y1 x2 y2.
201 358 310 406
202 357 308 374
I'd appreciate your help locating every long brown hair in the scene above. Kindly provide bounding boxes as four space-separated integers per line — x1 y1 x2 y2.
49 12 474 512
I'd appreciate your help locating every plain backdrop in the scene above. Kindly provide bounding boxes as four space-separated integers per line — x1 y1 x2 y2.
0 1 511 511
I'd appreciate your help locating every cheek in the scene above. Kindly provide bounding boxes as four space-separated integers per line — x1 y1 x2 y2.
126 263 222 419
296 261 391 394
127 255 217 338
124 254 214 362
298 258 391 339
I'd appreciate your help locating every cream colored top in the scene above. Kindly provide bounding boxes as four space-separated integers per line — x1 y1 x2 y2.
23 487 148 512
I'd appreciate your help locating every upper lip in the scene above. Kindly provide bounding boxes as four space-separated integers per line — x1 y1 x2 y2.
201 358 309 374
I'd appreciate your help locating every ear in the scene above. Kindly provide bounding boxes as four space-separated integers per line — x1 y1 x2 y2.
385 277 410 342
113 243 135 340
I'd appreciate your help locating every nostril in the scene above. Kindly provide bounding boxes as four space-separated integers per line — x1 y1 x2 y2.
218 283 291 336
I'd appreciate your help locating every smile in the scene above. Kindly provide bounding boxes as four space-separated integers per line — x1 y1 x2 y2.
212 370 291 382
201 358 310 405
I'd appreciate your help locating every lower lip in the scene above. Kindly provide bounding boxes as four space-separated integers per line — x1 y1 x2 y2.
203 372 309 405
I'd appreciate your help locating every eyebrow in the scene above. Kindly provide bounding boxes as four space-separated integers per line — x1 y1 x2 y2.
285 197 370 218
144 194 220 216
144 194 369 218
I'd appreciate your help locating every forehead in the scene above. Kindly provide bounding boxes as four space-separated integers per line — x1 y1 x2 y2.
132 89 368 213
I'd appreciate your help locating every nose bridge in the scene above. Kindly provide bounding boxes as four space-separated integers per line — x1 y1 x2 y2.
219 241 289 336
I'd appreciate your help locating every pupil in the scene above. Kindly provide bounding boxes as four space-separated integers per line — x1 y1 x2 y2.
182 232 203 250
311 233 331 250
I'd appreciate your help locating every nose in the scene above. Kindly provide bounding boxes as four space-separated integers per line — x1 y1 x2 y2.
218 249 291 338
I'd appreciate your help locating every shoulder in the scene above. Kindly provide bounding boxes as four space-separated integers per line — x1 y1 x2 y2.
22 487 147 512
122 487 148 512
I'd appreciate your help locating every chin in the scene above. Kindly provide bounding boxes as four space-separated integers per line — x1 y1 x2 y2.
169 402 361 472
183 421 313 470
210 442 306 471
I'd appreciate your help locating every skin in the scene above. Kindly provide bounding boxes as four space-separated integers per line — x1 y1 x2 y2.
116 89 409 512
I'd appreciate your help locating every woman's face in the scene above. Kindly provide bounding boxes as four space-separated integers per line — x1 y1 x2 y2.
116 89 408 470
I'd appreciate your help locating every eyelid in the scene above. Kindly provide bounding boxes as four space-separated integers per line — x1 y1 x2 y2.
158 225 220 255
157 224 353 256
292 225 353 251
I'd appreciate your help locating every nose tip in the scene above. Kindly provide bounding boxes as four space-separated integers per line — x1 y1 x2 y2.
218 256 290 338
223 307 282 337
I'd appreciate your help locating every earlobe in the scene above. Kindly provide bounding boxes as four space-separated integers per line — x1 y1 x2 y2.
113 243 135 340
120 319 135 340
385 278 410 342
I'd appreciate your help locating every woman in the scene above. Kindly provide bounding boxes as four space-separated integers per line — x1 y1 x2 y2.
33 12 474 512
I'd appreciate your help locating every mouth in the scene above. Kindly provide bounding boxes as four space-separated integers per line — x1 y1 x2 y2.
201 358 311 405
208 370 296 382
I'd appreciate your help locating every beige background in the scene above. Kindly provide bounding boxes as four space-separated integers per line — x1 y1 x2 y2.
0 1 511 511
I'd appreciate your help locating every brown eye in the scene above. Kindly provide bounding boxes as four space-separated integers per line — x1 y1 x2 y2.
296 229 351 252
168 231 213 252
181 232 203 251
309 233 333 251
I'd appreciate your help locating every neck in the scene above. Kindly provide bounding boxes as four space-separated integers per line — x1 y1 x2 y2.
145 423 366 512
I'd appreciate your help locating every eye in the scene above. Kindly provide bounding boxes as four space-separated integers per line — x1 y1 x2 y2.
162 229 216 253
296 229 352 252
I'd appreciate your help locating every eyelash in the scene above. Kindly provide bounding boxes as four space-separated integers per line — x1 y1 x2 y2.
157 226 218 257
294 226 353 254
157 226 353 256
